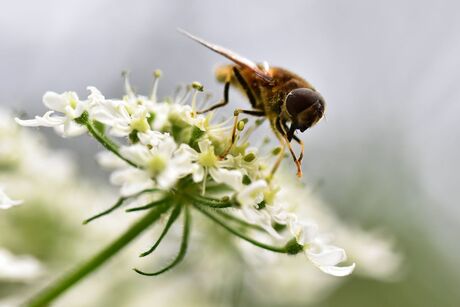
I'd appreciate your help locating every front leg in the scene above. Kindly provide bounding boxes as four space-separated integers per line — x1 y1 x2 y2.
198 66 258 114
197 79 230 114
282 121 304 163
275 117 302 177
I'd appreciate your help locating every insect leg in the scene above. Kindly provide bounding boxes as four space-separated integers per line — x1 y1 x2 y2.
226 64 265 150
282 121 304 163
197 80 230 114
220 108 265 158
198 65 257 114
276 118 302 177
297 137 304 163
269 141 286 180
233 67 257 108
237 109 265 116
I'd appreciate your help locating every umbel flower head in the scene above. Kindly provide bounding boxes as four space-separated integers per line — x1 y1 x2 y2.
16 72 355 277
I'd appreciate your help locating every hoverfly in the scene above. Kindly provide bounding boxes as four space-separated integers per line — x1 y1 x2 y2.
180 29 326 178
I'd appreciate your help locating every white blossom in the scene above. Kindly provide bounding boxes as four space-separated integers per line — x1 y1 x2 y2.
15 90 90 137
168 104 231 143
234 180 289 238
111 134 193 195
91 98 151 137
177 139 243 191
290 220 355 276
236 180 266 208
144 101 171 131
277 172 401 280
169 104 206 130
219 148 263 180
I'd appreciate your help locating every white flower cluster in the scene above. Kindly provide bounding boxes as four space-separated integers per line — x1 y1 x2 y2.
15 75 354 276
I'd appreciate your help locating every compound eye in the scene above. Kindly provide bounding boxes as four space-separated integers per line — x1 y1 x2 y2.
286 88 321 117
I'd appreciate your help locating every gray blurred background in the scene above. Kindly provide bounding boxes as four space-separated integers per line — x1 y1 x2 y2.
1 0 459 306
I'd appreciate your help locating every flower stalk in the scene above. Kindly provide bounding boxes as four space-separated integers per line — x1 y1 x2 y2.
77 112 138 168
193 203 289 254
25 202 170 307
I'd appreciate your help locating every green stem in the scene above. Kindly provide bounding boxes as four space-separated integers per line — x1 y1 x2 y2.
139 203 181 257
83 197 125 225
84 189 161 223
134 205 191 276
85 120 138 168
125 198 169 212
24 203 170 307
193 203 287 254
215 210 265 232
191 196 234 208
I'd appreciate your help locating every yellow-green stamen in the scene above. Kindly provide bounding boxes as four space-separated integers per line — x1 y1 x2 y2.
147 155 167 176
198 147 218 167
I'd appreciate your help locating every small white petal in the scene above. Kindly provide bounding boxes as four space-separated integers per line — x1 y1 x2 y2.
91 104 119 124
192 164 204 182
109 125 132 138
149 103 170 130
176 144 199 159
307 246 347 266
171 152 194 177
209 167 242 191
64 105 78 119
197 139 211 153
305 244 355 277
241 205 282 239
317 263 356 277
157 168 179 189
87 86 105 105
42 91 68 112
15 111 65 127
138 130 166 147
110 168 154 196
120 145 151 166
292 221 318 245
156 135 177 156
57 120 87 137
236 180 267 207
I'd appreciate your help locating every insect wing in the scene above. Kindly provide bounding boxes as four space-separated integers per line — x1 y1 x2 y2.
179 29 272 83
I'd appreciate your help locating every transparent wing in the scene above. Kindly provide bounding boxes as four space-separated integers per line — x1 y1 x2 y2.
178 29 272 83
